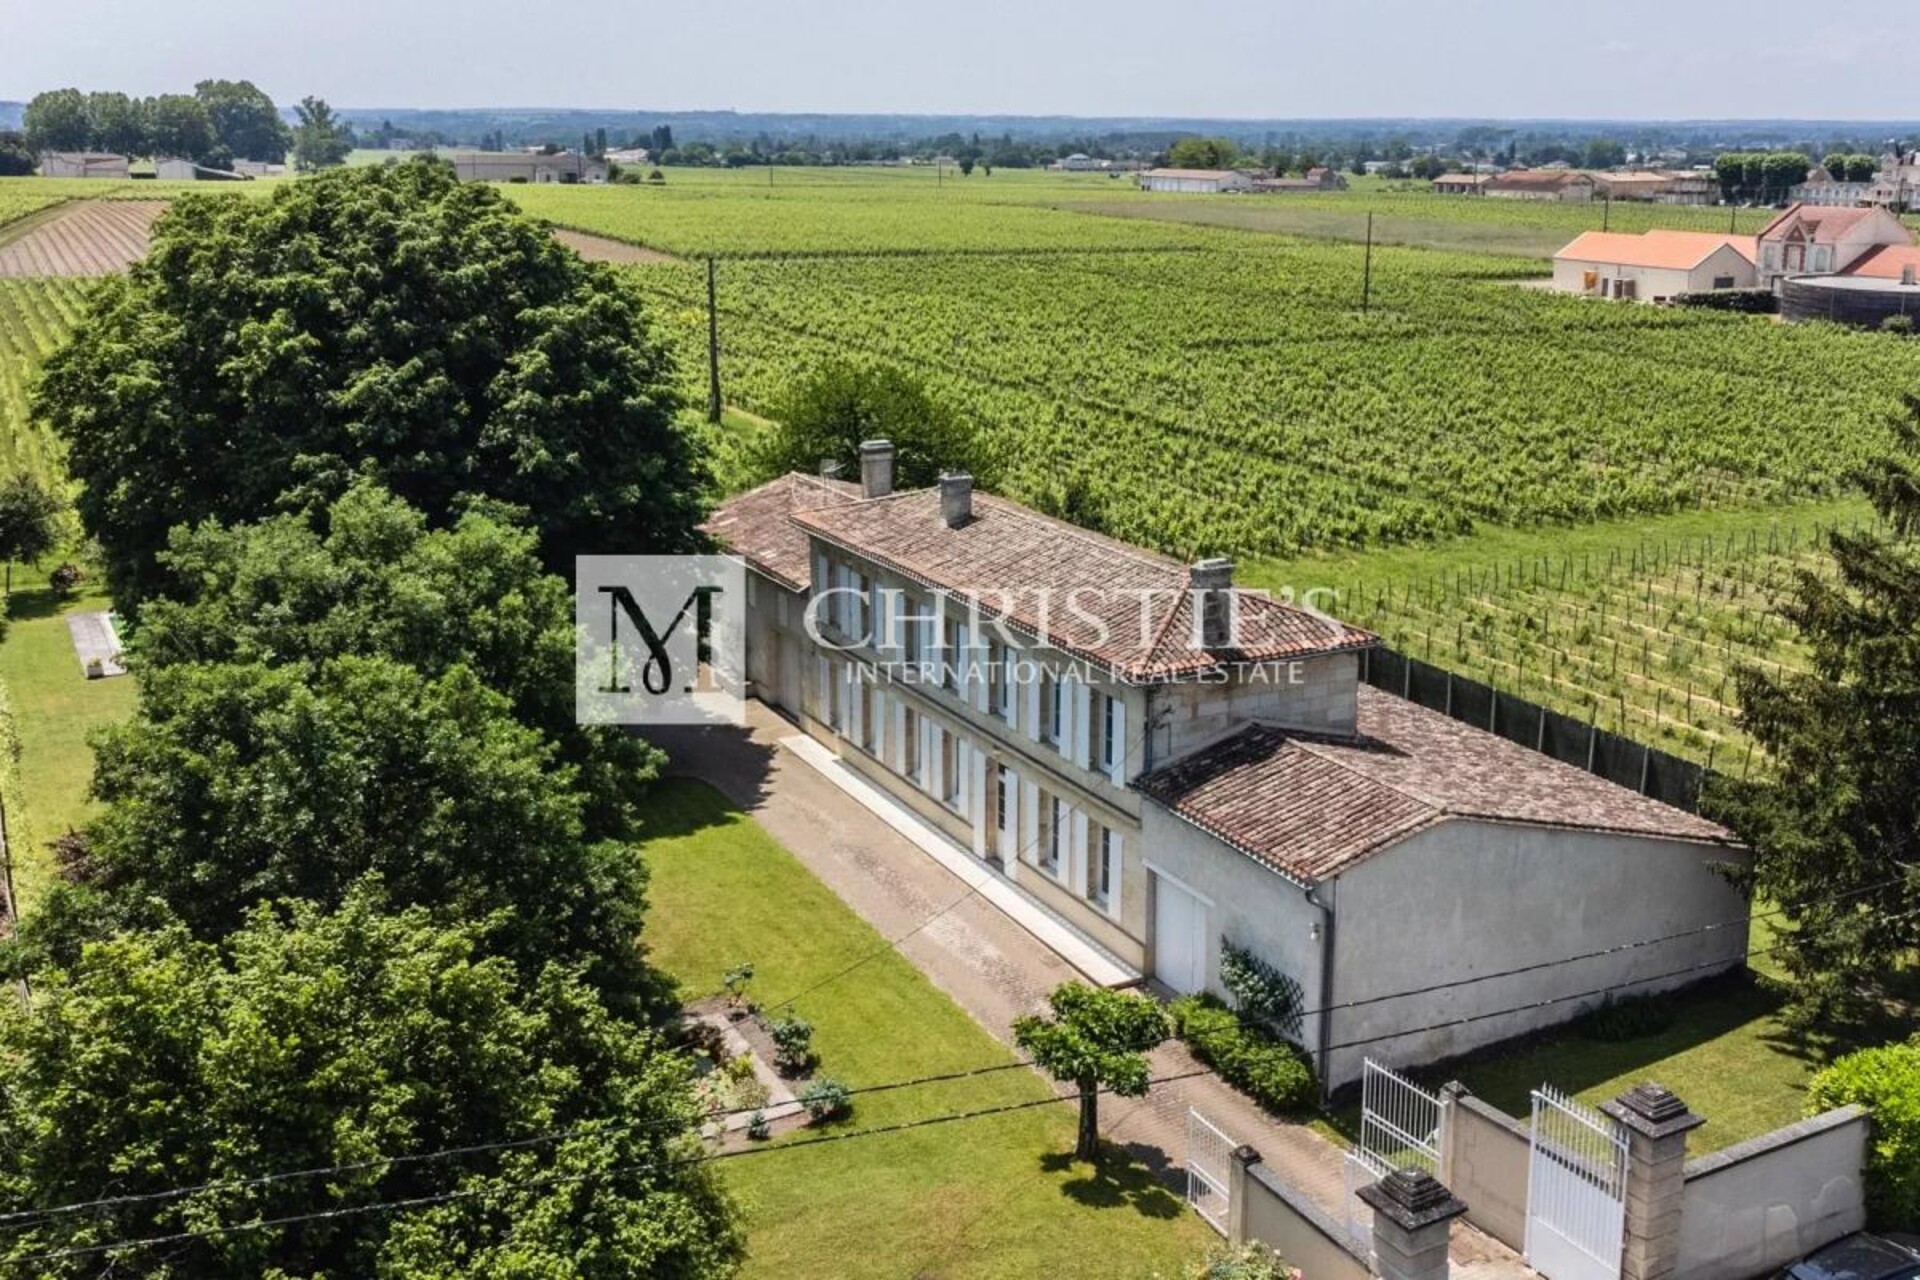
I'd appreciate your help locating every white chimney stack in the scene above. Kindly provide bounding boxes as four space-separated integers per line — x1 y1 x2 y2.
1190 558 1236 651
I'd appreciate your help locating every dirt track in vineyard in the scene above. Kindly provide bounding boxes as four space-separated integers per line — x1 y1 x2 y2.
0 201 170 278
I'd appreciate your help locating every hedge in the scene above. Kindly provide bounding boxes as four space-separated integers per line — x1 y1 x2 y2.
1171 994 1317 1115
1807 1038 1920 1228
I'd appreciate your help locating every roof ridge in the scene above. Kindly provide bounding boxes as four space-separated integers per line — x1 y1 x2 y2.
1279 728 1452 817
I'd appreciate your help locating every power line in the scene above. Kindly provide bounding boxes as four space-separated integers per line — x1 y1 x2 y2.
2 1069 1214 1269
7 902 1906 1264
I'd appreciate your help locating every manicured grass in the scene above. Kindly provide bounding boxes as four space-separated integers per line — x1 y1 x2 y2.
0 572 137 908
1447 975 1819 1153
640 778 1210 1280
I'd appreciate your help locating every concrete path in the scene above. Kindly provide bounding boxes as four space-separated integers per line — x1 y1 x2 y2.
648 702 1532 1278
65 610 128 678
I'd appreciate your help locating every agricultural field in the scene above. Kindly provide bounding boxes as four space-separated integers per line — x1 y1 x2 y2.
508 167 1920 768
0 278 87 484
0 200 170 277
1251 496 1876 766
606 235 1914 560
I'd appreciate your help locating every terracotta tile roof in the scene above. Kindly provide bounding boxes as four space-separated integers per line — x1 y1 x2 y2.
789 487 1376 682
1486 170 1593 190
1841 243 1920 279
699 473 861 590
1555 230 1755 270
1757 203 1884 243
1136 686 1731 883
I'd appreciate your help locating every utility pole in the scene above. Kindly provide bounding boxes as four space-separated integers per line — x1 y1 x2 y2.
1362 211 1374 313
706 256 722 424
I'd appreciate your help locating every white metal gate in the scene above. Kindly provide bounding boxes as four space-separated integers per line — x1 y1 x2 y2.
1342 1060 1446 1253
1525 1086 1627 1280
1185 1108 1233 1234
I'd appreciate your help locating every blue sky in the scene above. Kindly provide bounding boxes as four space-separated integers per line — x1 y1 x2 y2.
5 0 1917 119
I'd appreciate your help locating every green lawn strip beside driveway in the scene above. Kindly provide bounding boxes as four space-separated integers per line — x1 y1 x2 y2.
0 569 136 908
641 778 1210 1280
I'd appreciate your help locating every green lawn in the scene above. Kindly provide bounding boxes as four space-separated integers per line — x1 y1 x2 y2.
0 569 137 908
640 779 1211 1280
1446 975 1820 1153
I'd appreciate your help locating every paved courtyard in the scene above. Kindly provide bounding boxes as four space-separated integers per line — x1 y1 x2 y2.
648 702 1531 1278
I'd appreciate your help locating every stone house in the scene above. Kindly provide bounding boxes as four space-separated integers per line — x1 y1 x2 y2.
439 149 607 184
705 449 1746 1092
1755 203 1913 286
1483 170 1596 202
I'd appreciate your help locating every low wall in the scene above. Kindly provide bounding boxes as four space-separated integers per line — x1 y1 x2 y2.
1236 1157 1371 1280
1438 1086 1530 1251
1676 1105 1868 1280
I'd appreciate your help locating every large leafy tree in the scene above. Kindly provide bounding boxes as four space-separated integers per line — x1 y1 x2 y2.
0 889 741 1279
193 78 291 162
1704 393 1920 1027
144 93 217 164
1013 983 1168 1162
22 89 90 154
84 92 148 158
29 654 661 1010
291 96 351 171
34 158 703 609
756 361 989 491
132 483 661 837
1167 137 1237 169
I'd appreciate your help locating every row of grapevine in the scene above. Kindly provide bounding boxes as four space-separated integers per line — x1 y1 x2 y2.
0 278 87 487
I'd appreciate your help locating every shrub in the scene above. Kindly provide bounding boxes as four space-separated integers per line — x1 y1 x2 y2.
1807 1039 1920 1228
47 562 82 595
768 1015 816 1075
1674 288 1778 314
722 961 754 1007
1171 995 1317 1114
1577 992 1676 1042
1218 938 1305 1042
746 1110 771 1141
1883 314 1917 337
798 1078 851 1125
1185 1241 1299 1280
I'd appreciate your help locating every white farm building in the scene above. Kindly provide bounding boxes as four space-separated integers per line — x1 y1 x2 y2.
1138 168 1253 194
1552 230 1757 301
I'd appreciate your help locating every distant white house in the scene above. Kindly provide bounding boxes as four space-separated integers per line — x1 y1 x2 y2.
438 149 607 184
1789 166 1872 207
39 152 129 179
1484 169 1596 203
1868 149 1920 211
1138 168 1253 194
603 147 650 166
1430 172 1491 196
1050 153 1106 173
1552 230 1757 301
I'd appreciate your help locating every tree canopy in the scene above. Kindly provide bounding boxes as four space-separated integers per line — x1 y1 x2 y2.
0 889 740 1278
194 78 291 162
1167 137 1238 170
291 96 350 171
1013 983 1168 1161
34 158 703 608
0 474 67 592
1704 393 1920 1026
756 361 989 491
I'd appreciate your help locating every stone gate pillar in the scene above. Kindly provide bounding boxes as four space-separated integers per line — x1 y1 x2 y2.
1358 1168 1467 1280
1601 1083 1703 1280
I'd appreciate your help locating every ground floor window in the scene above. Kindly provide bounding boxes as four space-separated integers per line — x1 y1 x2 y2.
996 766 1010 835
941 728 963 810
901 706 919 782
1088 824 1114 909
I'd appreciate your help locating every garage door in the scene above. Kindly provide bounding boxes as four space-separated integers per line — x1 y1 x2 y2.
1153 873 1208 994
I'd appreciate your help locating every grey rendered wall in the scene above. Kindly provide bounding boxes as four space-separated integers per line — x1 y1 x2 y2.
1239 1161 1372 1280
1135 803 1324 1043
1438 1088 1530 1252
1327 822 1749 1088
1678 1106 1868 1280
1152 652 1359 767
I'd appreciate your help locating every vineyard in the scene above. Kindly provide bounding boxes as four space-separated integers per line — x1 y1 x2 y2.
606 238 1918 560
0 278 86 487
0 201 171 277
1261 498 1875 767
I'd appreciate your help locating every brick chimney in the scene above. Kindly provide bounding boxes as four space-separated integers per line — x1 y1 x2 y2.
858 439 895 498
939 472 973 529
1190 558 1235 650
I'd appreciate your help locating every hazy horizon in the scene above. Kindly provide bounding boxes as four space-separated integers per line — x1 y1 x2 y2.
8 0 1920 122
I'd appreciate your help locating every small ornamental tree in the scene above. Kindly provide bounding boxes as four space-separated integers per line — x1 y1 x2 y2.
1014 982 1169 1162
0 475 66 594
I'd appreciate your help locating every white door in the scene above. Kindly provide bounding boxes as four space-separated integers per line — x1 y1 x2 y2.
1153 873 1207 994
